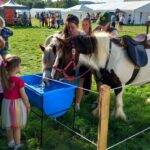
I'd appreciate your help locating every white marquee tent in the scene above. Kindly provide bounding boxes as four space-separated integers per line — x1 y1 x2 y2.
64 4 95 20
65 1 150 24
86 1 150 24
30 8 65 18
65 4 93 12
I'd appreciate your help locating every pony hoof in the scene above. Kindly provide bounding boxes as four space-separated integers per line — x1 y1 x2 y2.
112 109 127 121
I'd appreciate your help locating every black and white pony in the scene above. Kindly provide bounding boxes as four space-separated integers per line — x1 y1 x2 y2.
51 32 150 120
40 32 64 84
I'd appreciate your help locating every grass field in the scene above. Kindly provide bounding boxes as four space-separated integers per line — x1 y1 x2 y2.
0 19 150 150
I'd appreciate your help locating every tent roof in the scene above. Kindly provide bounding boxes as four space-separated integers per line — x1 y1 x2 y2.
86 1 150 12
45 8 65 11
0 0 28 9
30 8 65 13
65 4 93 12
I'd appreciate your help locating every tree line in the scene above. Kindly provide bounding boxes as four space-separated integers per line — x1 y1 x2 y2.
15 0 79 9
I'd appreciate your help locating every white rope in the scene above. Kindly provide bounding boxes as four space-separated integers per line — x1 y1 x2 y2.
52 118 97 146
34 74 150 94
31 74 150 149
107 126 150 150
50 117 150 150
112 80 149 90
34 74 99 94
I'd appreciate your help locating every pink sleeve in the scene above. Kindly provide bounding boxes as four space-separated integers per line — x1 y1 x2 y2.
19 78 24 88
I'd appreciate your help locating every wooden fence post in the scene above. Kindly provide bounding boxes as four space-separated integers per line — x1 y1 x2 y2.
97 85 110 150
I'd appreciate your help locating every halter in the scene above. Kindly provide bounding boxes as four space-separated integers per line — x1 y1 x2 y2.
53 41 90 81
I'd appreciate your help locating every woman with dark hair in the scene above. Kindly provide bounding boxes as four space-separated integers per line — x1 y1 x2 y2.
63 14 92 111
63 14 83 38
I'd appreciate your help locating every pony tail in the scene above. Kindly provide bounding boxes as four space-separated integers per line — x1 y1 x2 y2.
0 64 9 91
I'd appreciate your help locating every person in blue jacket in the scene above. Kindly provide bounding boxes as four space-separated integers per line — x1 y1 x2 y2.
0 16 13 59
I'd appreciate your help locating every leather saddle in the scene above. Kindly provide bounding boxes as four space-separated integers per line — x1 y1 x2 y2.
111 34 149 67
122 34 148 67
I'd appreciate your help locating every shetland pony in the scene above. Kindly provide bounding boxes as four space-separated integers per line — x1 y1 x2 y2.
51 32 150 120
40 32 64 84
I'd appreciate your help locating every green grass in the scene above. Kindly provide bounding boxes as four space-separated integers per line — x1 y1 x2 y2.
0 19 150 150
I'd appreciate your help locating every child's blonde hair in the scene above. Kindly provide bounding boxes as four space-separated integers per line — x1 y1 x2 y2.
0 55 21 91
0 36 5 49
82 18 92 35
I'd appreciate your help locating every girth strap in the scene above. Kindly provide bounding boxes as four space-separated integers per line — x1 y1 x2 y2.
126 66 140 85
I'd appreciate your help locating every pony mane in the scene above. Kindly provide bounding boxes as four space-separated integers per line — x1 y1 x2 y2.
44 32 62 47
93 32 110 58
42 32 63 70
93 32 110 64
44 35 53 47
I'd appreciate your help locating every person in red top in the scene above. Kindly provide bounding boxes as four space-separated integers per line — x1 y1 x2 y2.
51 14 56 28
0 55 30 150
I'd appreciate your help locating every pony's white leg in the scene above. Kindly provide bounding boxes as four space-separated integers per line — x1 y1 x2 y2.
112 89 127 120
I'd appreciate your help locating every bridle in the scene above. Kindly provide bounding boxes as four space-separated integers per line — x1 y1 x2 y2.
53 41 91 81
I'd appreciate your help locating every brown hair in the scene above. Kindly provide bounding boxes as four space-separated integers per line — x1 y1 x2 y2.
63 22 70 38
63 14 79 38
82 18 92 35
0 55 21 91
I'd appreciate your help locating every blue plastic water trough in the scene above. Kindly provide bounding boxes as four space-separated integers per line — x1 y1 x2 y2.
21 74 76 118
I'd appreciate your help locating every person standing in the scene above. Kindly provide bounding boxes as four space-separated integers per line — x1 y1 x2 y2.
56 13 61 29
82 18 92 35
111 13 116 28
63 15 91 111
0 16 13 59
119 13 125 31
127 14 132 25
28 13 32 27
44 14 48 27
93 12 119 107
51 14 56 28
94 12 118 37
0 55 30 150
86 12 91 19
41 12 45 27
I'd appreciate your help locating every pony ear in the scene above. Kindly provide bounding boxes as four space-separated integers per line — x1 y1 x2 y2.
39 45 45 52
74 35 97 54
